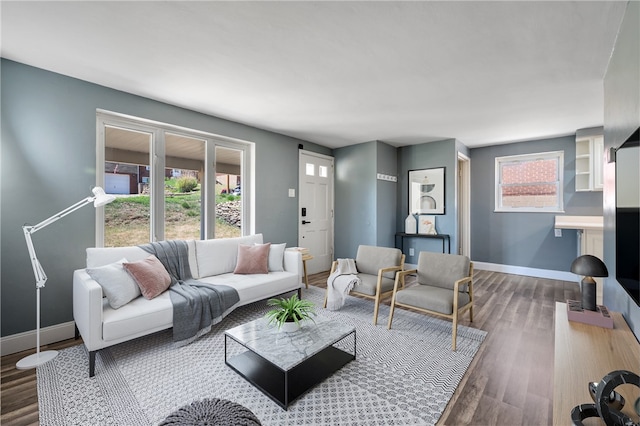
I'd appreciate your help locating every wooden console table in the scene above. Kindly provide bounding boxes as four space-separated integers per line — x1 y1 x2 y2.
394 232 450 254
553 302 640 425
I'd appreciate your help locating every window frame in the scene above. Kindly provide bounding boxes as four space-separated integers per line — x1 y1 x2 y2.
96 110 253 246
494 150 565 213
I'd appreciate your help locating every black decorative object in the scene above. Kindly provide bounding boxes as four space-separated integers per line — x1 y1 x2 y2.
570 254 609 311
160 398 261 426
570 370 640 426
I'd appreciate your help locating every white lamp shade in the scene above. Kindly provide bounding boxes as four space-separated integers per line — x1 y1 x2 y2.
92 186 116 207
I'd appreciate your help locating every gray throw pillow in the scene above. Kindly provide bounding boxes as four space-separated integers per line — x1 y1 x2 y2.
86 258 141 309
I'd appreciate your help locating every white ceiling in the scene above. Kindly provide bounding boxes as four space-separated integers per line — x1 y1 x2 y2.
0 1 628 149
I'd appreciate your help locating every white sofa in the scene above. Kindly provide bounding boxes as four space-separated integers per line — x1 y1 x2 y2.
73 234 302 376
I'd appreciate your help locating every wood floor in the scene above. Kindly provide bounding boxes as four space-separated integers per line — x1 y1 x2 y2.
1 269 579 425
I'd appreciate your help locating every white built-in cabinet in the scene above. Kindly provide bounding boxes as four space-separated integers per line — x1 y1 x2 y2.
581 228 604 305
575 134 604 192
554 216 604 305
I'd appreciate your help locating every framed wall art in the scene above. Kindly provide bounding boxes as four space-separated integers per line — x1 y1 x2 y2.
409 167 445 215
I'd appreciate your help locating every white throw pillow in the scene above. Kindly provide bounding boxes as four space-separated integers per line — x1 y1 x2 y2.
195 234 263 277
258 242 286 272
86 258 141 309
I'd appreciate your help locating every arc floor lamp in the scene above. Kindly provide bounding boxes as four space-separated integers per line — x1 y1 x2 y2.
16 186 115 370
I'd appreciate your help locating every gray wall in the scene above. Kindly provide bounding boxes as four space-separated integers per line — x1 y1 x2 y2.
0 59 330 337
470 135 602 271
333 140 398 258
334 141 378 258
376 141 398 247
397 139 458 264
603 1 640 338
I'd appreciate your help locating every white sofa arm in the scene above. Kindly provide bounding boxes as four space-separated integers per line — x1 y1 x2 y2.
283 250 303 284
73 269 105 352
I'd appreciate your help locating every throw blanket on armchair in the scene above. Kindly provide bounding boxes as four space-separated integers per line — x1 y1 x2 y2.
139 240 240 346
326 258 361 310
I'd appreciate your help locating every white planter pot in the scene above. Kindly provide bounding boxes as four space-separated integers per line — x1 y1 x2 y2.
280 321 300 333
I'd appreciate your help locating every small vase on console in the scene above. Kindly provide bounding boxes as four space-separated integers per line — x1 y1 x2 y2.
405 214 417 234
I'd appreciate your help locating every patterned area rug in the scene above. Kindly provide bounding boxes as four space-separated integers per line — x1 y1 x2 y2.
38 286 486 425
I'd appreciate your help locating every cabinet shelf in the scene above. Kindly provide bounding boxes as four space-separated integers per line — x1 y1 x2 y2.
575 133 603 192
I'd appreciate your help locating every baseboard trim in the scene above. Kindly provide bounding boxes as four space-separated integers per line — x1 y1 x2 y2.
472 261 577 282
1 321 76 356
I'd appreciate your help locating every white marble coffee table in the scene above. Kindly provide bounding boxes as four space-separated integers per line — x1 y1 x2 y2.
224 317 356 409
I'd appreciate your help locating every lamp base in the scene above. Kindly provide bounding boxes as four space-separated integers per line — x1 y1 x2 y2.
16 350 58 369
581 276 597 311
566 300 614 328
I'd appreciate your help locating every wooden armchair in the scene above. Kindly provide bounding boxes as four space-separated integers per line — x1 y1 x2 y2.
324 245 405 325
387 251 474 350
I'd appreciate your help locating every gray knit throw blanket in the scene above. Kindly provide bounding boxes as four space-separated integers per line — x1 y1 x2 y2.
139 240 239 347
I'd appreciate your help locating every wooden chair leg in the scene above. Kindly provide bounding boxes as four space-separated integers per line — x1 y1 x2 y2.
373 294 381 325
387 297 397 329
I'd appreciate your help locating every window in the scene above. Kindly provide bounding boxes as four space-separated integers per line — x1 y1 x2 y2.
495 151 564 212
306 163 315 176
96 110 252 247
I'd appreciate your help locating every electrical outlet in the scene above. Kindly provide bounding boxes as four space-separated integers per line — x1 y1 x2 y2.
554 228 562 237
409 248 414 256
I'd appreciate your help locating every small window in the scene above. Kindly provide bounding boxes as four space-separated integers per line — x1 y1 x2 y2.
319 165 328 178
495 151 564 212
306 163 315 176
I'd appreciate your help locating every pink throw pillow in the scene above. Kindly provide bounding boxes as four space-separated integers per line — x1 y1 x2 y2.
123 255 171 300
234 243 270 274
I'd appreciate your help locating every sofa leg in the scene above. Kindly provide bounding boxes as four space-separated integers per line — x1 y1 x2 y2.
297 287 302 299
74 324 80 340
89 351 96 377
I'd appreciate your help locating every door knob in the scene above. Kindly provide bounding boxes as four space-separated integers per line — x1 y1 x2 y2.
302 220 311 224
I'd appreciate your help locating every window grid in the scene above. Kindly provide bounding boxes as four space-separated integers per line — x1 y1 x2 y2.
495 151 564 212
306 163 315 176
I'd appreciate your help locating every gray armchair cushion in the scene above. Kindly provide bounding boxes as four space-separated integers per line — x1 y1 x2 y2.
355 245 403 279
352 274 396 296
417 252 470 290
395 286 471 315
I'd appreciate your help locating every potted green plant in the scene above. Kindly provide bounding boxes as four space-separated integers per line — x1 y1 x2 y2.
265 294 316 332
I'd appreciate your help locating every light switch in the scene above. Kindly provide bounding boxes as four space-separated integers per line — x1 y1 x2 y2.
288 188 295 197
554 228 562 237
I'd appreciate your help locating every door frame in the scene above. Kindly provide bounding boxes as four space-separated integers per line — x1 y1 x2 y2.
298 149 335 273
457 152 471 257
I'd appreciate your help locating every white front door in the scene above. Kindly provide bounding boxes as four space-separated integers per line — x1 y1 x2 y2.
298 150 334 274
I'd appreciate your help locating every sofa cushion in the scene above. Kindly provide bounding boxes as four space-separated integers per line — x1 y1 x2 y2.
417 252 470 290
102 292 173 341
124 255 171 299
351 273 395 296
197 271 300 306
355 245 403 279
86 240 199 278
195 234 263 277
86 258 141 309
234 243 270 274
395 286 470 315
266 243 286 272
